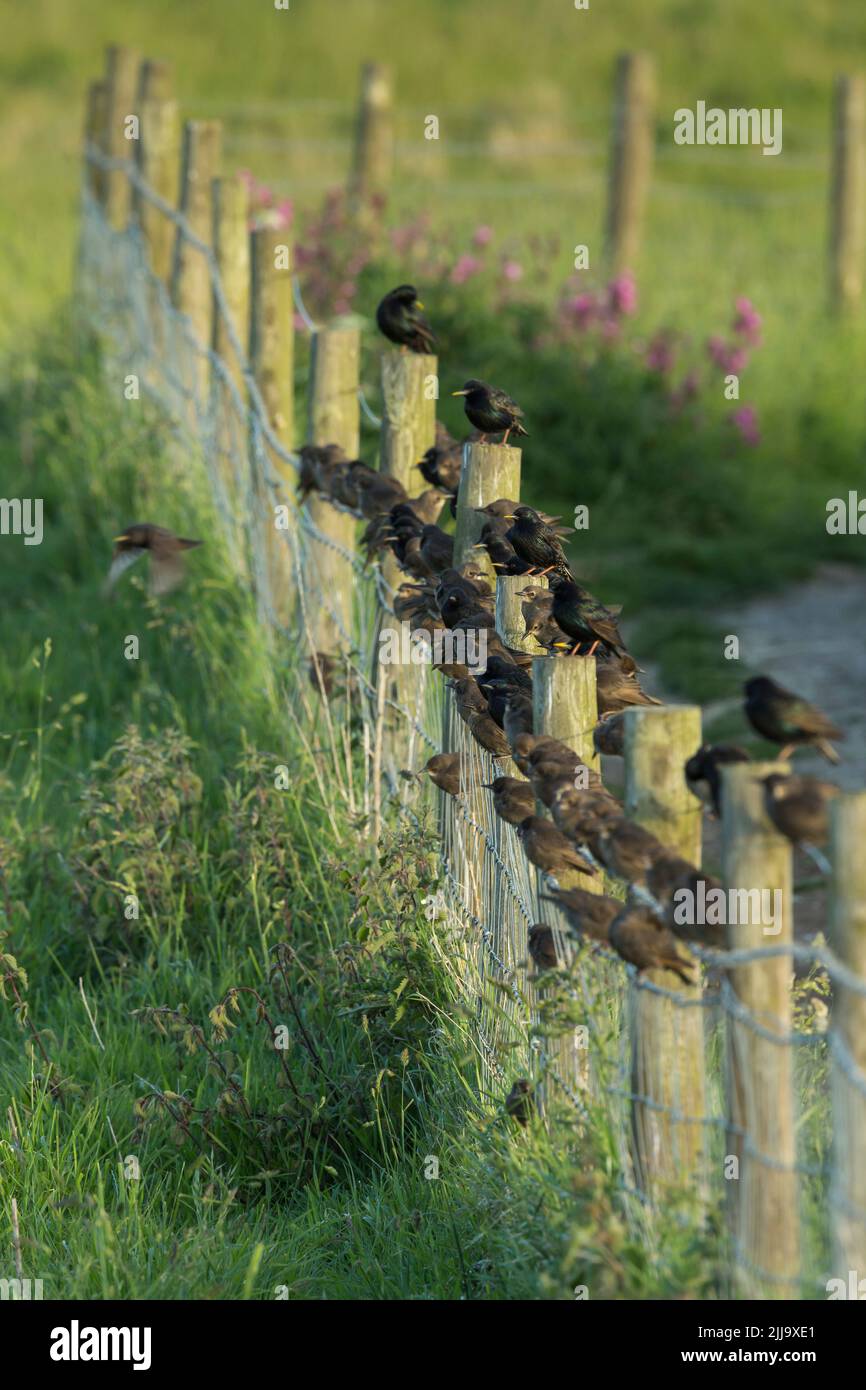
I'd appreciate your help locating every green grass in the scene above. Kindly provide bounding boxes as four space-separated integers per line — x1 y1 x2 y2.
0 332 737 1299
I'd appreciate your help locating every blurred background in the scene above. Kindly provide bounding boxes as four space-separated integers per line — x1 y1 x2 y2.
2 0 865 756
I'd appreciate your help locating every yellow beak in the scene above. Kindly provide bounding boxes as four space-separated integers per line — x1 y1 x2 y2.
451 389 469 397
113 534 130 543
415 299 424 309
503 514 516 521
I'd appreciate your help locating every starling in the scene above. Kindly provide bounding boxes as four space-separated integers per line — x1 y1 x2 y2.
595 660 661 716
478 519 527 576
481 776 535 826
418 422 463 494
418 525 454 574
645 855 725 946
530 759 584 809
504 1079 533 1126
762 773 840 847
593 713 626 758
451 379 528 446
376 284 435 354
550 577 626 657
549 784 622 850
596 819 665 884
516 583 554 628
527 923 561 972
516 815 596 878
609 904 696 985
467 711 511 760
308 651 337 698
540 886 621 942
297 442 348 501
418 752 463 797
744 676 843 764
502 690 534 744
685 743 750 817
105 524 202 596
525 613 572 655
511 732 563 774
504 506 573 580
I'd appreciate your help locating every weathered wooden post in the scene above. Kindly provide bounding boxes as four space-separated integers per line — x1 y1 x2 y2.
104 44 140 229
306 327 360 653
250 225 295 626
213 175 251 384
829 74 866 312
171 120 222 407
828 792 866 1281
606 52 655 272
84 80 109 206
721 761 799 1297
532 656 599 1099
623 705 707 1195
349 61 393 221
135 70 180 282
377 349 438 777
453 442 521 582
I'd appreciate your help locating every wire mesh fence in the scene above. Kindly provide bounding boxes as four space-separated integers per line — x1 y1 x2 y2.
78 130 866 1301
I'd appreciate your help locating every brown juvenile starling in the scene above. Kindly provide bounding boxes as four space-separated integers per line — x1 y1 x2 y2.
376 284 435 354
595 661 661 716
685 743 750 817
527 922 560 972
744 676 843 764
762 772 840 847
516 815 596 878
105 524 202 596
593 714 626 758
525 613 572 655
418 421 463 494
419 752 463 797
298 442 348 500
502 690 534 744
451 380 528 445
609 904 696 984
481 775 536 825
504 1078 533 1126
596 819 665 884
540 885 621 942
645 856 725 946
549 784 622 849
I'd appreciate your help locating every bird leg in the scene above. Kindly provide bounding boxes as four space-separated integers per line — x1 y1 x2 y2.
587 640 600 657
568 642 582 656
778 744 794 761
502 428 511 446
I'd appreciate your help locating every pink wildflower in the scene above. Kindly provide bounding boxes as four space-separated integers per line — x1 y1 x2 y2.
472 224 493 248
450 254 483 285
607 271 637 316
732 404 760 446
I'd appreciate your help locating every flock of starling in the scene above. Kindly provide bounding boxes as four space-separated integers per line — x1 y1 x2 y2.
104 282 850 1131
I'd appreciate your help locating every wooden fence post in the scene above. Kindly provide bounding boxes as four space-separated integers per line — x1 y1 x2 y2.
213 175 251 386
453 442 521 578
532 657 599 1100
349 61 393 220
623 704 707 1195
495 574 548 660
378 349 438 776
136 95 180 279
136 58 173 104
104 45 140 229
829 74 866 312
306 327 360 653
721 760 799 1297
606 52 655 272
84 80 109 207
828 792 866 1282
250 225 295 626
171 120 222 406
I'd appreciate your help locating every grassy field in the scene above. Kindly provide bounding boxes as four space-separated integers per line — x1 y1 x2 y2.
0 1 861 1299
0 335 733 1298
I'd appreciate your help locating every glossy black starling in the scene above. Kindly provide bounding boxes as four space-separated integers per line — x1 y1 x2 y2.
540 886 621 942
504 507 573 580
105 524 202 596
376 284 435 354
762 773 840 847
516 815 596 878
419 752 463 797
744 676 843 764
418 525 454 574
550 577 626 657
451 379 528 446
609 905 696 985
481 775 535 826
504 1079 533 1126
684 743 750 817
